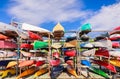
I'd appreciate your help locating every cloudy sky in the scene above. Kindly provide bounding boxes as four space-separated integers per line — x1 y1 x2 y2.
0 0 120 31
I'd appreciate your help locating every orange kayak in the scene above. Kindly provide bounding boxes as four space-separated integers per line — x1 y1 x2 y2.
19 60 35 68
0 34 8 40
109 59 120 67
16 66 37 79
34 67 48 78
66 65 78 78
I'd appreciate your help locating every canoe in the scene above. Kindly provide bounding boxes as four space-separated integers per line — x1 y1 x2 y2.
64 49 76 57
92 60 116 73
0 40 17 49
20 43 33 49
66 65 78 78
80 34 89 41
112 42 120 48
0 60 11 66
19 60 35 68
109 34 120 41
34 41 48 50
0 50 17 57
28 31 43 40
0 34 9 40
52 23 64 40
20 50 34 57
50 65 64 79
81 48 96 56
81 60 91 67
95 48 109 58
36 60 45 66
49 59 61 66
34 67 48 78
80 43 94 49
16 66 37 79
89 66 109 78
109 59 120 67
109 50 120 57
52 52 60 58
1 69 16 78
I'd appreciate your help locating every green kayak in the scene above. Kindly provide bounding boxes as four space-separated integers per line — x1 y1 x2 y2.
81 23 92 31
89 66 109 78
34 41 48 50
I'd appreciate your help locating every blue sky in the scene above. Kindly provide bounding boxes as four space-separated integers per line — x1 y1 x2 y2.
0 0 120 31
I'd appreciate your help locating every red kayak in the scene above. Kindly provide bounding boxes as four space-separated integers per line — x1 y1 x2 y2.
52 52 60 58
95 48 109 58
64 50 76 57
19 60 35 68
28 31 43 40
112 42 120 48
20 43 33 49
93 60 116 73
110 26 120 34
35 60 45 66
49 59 60 66
66 60 74 66
109 34 120 41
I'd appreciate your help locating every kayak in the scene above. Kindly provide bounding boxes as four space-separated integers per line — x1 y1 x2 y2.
66 65 78 78
64 49 76 57
52 23 64 40
6 61 18 68
0 50 17 57
35 60 45 66
0 34 9 40
89 66 109 78
81 60 91 67
28 31 43 40
20 43 33 49
0 40 17 49
20 50 34 57
109 59 120 67
95 48 109 58
80 34 89 41
109 34 120 41
110 26 120 35
0 60 11 66
19 60 35 68
66 36 76 42
112 42 120 48
66 60 74 66
34 67 48 78
50 65 64 79
109 50 120 57
79 23 92 36
49 59 61 66
16 66 37 79
92 60 116 73
52 52 60 58
80 43 94 48
51 43 62 49
81 48 96 56
1 68 16 78
33 41 48 50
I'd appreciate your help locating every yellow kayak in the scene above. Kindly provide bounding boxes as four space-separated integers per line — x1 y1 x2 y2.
1 69 16 78
34 67 48 78
66 65 78 78
109 59 120 67
6 61 17 68
16 66 37 79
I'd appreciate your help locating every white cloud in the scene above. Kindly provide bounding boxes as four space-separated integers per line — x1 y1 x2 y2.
8 0 89 25
84 3 120 31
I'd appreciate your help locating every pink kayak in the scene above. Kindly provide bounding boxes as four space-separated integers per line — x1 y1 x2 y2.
19 60 35 68
52 52 60 58
64 50 76 57
20 50 34 57
0 50 17 57
112 42 120 48
49 59 60 66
